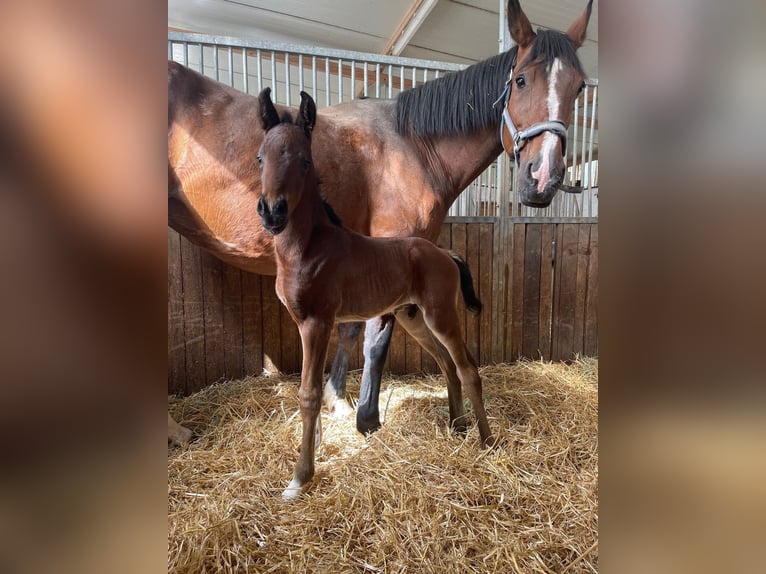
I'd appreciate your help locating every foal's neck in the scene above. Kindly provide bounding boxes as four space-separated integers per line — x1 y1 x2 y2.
274 172 331 254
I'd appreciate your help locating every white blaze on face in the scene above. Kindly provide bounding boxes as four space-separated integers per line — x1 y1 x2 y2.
531 58 562 194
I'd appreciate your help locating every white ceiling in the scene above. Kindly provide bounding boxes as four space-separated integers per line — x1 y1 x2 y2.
168 0 598 78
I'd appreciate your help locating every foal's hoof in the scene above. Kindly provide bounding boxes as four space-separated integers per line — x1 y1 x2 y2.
282 478 305 501
167 417 193 447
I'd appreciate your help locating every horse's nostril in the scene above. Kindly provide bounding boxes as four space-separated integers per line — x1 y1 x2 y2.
257 196 267 215
273 197 288 217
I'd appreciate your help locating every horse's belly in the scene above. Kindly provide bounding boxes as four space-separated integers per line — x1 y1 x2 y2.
335 296 411 323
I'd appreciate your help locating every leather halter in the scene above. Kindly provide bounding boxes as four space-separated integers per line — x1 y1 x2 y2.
492 55 568 169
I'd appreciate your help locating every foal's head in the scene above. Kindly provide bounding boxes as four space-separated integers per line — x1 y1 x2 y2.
255 87 317 235
502 0 593 207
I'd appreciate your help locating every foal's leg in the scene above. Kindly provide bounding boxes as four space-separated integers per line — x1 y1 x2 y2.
421 307 494 447
284 318 332 500
395 307 468 433
356 315 395 435
324 322 363 416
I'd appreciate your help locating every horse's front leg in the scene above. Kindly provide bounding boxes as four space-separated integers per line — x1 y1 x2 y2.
324 321 363 416
283 317 332 501
356 315 395 435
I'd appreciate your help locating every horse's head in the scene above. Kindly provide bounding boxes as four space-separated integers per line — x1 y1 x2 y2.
256 87 316 235
501 0 592 207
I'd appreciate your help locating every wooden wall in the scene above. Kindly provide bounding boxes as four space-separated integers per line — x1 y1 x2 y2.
168 219 598 396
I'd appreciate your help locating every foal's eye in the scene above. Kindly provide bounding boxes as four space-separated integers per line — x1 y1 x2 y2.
515 75 526 89
256 154 263 167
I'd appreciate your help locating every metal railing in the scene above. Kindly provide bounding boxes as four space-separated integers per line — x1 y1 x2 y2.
169 32 598 219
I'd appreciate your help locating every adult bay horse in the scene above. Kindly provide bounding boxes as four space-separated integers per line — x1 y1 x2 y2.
167 0 593 441
257 88 494 499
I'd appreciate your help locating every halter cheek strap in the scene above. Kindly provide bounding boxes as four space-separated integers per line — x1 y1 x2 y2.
493 68 569 169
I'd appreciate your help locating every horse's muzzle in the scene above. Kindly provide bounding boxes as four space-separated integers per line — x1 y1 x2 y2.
257 195 288 235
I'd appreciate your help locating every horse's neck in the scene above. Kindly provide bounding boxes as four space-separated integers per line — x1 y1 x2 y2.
425 126 504 206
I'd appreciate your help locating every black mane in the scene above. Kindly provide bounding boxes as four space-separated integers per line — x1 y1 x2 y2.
395 29 583 139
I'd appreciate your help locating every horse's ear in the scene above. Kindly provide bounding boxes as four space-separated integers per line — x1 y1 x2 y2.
258 87 280 131
566 0 593 49
297 91 316 136
507 0 536 49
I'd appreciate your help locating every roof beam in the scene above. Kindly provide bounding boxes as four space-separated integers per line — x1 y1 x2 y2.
382 0 440 56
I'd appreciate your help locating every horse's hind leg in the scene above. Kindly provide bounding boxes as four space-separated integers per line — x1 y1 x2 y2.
356 315 395 435
421 307 494 447
284 318 332 500
395 307 468 433
324 321 363 416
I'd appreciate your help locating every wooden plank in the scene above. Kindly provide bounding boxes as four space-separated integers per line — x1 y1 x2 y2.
465 223 481 363
551 224 564 360
201 250 225 385
167 230 186 395
573 224 592 355
179 237 206 394
478 222 493 365
584 224 599 356
521 224 542 359
221 262 244 380
388 321 407 374
510 223 526 360
552 224 579 360
538 224 555 360
241 271 264 376
260 275 282 374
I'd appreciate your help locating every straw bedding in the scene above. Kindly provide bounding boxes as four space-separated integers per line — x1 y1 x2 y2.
168 359 598 573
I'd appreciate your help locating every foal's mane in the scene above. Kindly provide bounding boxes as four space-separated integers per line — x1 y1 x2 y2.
395 29 583 139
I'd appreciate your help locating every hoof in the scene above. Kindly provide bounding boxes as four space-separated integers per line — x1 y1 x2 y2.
168 416 193 446
282 478 304 501
356 417 381 436
323 386 353 418
328 398 354 418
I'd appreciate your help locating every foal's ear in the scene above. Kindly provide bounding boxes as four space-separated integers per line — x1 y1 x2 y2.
258 87 280 131
507 0 536 49
566 0 593 49
297 91 317 136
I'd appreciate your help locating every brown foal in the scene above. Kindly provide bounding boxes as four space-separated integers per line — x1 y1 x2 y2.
256 88 494 499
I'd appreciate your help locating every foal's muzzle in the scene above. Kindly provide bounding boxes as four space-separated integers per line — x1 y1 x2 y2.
257 195 288 235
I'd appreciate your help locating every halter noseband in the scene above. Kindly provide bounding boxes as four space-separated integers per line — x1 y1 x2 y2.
492 55 569 169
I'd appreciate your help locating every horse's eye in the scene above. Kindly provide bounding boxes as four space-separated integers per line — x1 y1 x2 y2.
301 159 311 171
256 154 262 167
578 82 586 95
515 75 526 89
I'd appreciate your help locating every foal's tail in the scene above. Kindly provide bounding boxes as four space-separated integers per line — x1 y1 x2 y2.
449 252 483 314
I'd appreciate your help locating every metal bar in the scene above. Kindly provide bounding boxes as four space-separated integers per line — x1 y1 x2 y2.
256 49 262 92
213 45 219 81
270 51 276 99
338 59 343 102
375 64 380 97
285 53 291 105
227 47 233 86
311 57 317 100
325 57 330 106
183 43 188 66
298 54 304 93
400 65 405 93
363 62 368 97
242 49 248 93
387 64 392 98
198 44 203 73
350 60 355 100
586 85 598 217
